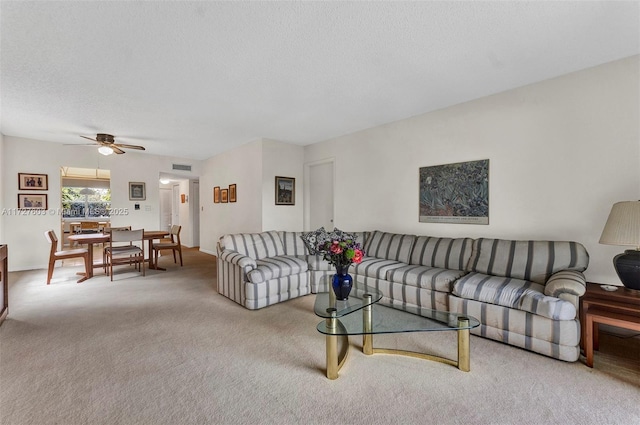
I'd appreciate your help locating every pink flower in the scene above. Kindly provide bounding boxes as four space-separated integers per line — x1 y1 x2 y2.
352 249 363 264
330 242 343 254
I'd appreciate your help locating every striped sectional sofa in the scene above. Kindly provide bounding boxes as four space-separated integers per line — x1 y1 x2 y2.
217 230 589 361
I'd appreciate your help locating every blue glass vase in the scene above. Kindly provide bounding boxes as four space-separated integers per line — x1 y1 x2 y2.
332 265 353 300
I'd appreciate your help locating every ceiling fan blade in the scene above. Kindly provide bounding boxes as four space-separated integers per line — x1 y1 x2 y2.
113 143 145 150
80 135 98 142
112 146 126 154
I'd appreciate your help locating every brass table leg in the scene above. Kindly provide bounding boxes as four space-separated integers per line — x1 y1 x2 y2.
362 294 373 355
325 307 349 380
326 308 339 380
457 317 470 372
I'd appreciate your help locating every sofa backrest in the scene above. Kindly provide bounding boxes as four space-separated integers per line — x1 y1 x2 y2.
278 231 310 256
410 236 474 270
222 231 285 260
467 238 589 284
363 231 416 263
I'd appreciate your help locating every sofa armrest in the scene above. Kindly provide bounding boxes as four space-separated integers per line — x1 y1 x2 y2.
218 249 257 270
544 270 587 298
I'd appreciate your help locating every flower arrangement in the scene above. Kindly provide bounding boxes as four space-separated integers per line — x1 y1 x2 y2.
318 231 365 272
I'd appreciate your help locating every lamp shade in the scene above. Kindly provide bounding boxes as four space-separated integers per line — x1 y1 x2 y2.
599 201 640 250
98 146 114 156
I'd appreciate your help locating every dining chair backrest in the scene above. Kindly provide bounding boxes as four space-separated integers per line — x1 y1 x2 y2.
44 229 59 254
111 229 143 244
80 221 99 233
104 226 132 234
170 225 181 243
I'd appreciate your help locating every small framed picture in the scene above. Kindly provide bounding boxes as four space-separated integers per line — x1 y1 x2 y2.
129 182 146 201
221 188 229 203
18 194 47 209
275 176 295 205
18 173 48 190
213 186 220 203
229 184 237 203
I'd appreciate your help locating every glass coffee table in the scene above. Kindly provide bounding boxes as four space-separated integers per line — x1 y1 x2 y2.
314 283 480 380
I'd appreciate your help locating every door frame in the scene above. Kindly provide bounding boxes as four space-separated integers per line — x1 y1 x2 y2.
304 157 335 231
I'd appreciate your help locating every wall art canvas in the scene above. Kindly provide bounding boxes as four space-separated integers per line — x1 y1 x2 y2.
419 159 489 224
275 176 295 205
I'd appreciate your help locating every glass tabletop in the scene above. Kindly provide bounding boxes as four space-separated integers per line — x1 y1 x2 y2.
316 301 480 335
313 284 383 319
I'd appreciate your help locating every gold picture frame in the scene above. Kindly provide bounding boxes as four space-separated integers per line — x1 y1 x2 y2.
221 189 228 203
229 184 237 203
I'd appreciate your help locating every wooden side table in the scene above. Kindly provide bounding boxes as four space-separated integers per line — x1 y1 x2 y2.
0 245 7 326
580 282 640 367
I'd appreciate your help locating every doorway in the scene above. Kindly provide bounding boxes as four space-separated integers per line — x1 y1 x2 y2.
60 167 111 247
306 159 335 230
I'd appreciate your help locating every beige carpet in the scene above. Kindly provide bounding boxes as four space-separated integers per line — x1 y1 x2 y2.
1 249 639 425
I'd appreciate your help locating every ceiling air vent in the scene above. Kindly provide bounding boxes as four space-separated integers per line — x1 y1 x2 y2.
172 164 192 171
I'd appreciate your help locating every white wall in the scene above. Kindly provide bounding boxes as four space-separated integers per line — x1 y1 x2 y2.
261 139 304 231
0 132 4 244
304 56 640 285
199 139 263 255
2 136 201 270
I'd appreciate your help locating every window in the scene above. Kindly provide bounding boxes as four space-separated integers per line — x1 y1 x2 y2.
62 187 111 218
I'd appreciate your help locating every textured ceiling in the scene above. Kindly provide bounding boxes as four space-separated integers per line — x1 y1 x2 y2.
1 1 639 160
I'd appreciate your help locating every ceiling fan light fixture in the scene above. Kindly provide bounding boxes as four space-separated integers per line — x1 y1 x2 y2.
98 146 114 156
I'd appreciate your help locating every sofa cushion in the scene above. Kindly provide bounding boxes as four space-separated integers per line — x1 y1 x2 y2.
452 272 576 321
363 231 416 263
467 238 589 284
410 236 473 270
387 265 468 292
351 257 407 279
247 256 309 284
223 231 285 260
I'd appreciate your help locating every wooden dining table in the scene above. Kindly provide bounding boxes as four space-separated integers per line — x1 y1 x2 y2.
68 230 170 278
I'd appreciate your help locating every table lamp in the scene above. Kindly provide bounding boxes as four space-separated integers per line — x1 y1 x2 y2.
599 200 640 290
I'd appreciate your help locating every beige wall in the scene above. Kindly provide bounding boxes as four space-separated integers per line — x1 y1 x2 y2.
304 56 640 284
199 138 304 254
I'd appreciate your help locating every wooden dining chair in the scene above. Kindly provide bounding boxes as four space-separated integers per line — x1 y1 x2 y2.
79 221 99 234
105 229 145 281
102 226 132 273
152 225 183 267
44 230 91 284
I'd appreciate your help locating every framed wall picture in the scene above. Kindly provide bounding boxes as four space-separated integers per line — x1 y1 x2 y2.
18 194 47 209
18 173 48 190
213 186 220 203
221 188 229 203
229 184 237 203
419 159 489 224
129 182 146 201
275 176 295 205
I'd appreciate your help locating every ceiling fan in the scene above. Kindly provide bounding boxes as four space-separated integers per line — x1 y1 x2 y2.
79 133 146 155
